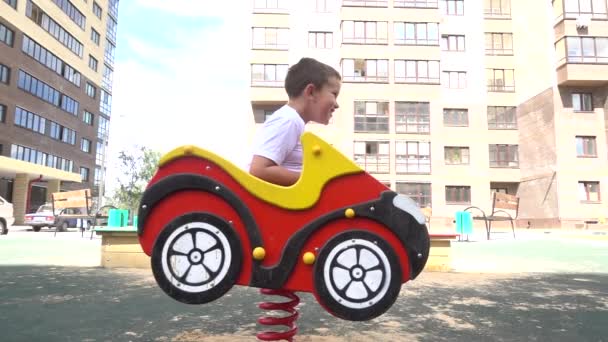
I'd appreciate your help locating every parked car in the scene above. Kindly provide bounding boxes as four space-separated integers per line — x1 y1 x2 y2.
24 203 83 232
137 132 430 321
0 195 15 235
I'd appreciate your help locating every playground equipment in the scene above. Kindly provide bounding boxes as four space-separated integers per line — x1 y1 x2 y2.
136 132 430 340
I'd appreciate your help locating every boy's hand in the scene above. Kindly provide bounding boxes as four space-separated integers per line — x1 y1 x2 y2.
249 155 300 186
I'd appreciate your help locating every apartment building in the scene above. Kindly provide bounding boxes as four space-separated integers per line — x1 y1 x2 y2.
249 0 607 228
0 0 118 223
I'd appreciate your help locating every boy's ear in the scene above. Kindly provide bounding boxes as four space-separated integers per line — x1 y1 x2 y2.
303 83 316 97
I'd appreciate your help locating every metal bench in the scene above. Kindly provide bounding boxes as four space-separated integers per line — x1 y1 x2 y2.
464 192 519 240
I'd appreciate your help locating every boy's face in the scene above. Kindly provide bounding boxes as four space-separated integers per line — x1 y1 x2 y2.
310 76 341 125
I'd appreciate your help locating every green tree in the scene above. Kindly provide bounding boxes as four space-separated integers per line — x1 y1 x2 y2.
109 146 161 215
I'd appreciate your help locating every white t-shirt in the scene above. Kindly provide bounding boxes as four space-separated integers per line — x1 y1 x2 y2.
249 105 305 172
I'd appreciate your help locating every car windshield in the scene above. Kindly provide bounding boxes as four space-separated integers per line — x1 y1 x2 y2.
36 204 53 213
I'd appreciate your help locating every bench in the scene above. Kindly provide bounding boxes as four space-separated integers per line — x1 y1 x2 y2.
464 192 519 240
52 189 93 236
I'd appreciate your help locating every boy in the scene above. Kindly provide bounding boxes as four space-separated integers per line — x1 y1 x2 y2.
249 58 341 186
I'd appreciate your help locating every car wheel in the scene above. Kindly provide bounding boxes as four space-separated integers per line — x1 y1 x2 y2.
151 212 242 305
59 221 69 232
313 230 402 321
33 226 42 232
0 220 7 235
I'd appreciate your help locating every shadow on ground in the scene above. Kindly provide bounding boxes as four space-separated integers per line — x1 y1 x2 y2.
1 266 607 341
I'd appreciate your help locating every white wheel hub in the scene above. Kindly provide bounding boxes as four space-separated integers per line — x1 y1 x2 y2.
161 221 232 293
323 238 392 309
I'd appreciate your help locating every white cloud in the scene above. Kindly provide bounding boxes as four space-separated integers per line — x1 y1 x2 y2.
104 2 255 194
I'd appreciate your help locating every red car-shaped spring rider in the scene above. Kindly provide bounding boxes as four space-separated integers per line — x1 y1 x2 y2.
137 132 430 323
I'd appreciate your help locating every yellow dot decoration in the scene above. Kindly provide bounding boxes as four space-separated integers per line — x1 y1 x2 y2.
345 208 355 218
252 247 266 261
303 252 316 265
312 145 322 155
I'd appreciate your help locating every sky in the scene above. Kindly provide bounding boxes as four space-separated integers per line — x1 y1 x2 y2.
105 0 255 192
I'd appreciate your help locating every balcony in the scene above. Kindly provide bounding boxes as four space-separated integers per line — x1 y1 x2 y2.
555 36 608 85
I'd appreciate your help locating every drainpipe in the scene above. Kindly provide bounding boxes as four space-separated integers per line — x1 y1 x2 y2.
26 175 44 214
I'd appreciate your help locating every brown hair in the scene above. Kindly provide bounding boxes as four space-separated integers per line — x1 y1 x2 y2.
284 57 341 98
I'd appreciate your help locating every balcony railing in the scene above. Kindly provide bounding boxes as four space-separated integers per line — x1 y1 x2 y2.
343 0 388 7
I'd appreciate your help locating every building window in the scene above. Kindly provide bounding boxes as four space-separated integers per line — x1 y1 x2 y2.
100 90 112 116
342 21 388 45
489 144 519 168
343 0 388 7
572 93 593 112
98 116 109 139
342 59 389 83
104 40 115 67
102 64 113 91
107 16 117 42
0 104 7 123
252 27 289 50
91 29 100 45
487 106 517 129
576 136 597 157
308 32 334 49
394 60 440 83
442 71 467 89
578 181 600 202
445 146 469 165
251 64 288 87
396 182 432 208
11 144 73 171
14 107 46 134
17 70 82 115
353 141 390 174
253 0 288 11
96 141 104 164
309 31 332 48
441 0 464 15
485 0 511 17
315 0 331 12
51 0 86 30
443 108 468 126
0 64 9 84
487 69 515 92
49 122 76 145
81 138 91 153
562 37 608 64
394 22 439 45
80 167 90 182
93 1 102 18
396 141 431 174
395 102 430 134
18 70 62 106
441 35 465 51
446 185 471 204
86 82 96 98
89 55 98 72
395 0 438 8
354 101 389 133
0 23 14 47
485 33 513 55
26 1 84 57
83 111 94 125
21 35 82 87
3 0 17 9
563 0 607 19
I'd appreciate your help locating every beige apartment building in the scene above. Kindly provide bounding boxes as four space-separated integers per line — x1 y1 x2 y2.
249 0 607 229
1 0 118 223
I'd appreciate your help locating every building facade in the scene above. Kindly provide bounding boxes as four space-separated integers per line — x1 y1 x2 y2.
0 0 118 222
249 0 608 228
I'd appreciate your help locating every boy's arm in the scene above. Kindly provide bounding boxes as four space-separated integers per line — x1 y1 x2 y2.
249 155 300 186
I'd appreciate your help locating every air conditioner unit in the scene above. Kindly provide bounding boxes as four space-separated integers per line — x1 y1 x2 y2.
576 14 591 29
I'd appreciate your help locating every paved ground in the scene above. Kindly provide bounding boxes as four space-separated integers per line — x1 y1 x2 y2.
1 226 608 341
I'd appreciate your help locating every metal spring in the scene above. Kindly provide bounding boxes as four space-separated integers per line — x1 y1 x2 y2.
256 288 300 341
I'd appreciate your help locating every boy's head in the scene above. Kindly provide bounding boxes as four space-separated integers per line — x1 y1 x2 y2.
285 57 341 125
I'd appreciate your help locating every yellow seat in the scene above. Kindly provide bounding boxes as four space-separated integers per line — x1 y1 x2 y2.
158 132 364 210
